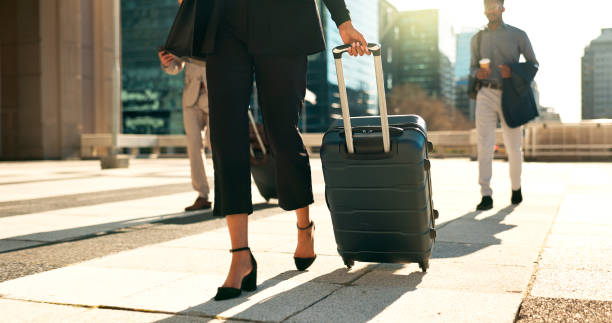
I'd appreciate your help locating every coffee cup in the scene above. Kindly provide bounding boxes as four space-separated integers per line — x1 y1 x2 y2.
479 58 491 70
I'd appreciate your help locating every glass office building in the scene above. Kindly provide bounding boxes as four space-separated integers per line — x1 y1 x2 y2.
121 0 381 134
379 0 399 92
582 28 612 120
121 0 184 135
303 0 380 132
392 9 455 106
455 31 476 78
454 30 477 121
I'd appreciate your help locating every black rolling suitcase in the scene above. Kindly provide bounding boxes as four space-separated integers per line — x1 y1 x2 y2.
320 43 438 272
248 109 278 202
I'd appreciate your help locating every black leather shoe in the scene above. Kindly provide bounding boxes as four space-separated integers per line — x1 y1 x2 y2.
476 196 493 210
214 247 257 301
511 188 523 205
294 221 317 271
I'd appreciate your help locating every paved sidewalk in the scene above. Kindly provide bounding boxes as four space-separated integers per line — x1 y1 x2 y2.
0 158 610 322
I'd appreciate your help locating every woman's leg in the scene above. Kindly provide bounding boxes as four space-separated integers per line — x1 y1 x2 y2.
253 54 315 258
223 213 252 288
207 29 254 217
206 28 254 288
295 206 315 258
253 54 314 211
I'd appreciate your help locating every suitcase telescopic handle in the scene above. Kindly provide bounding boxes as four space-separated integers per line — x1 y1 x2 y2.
333 43 390 154
248 109 267 156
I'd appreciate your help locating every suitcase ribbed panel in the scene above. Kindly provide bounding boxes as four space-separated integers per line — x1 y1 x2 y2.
321 115 435 264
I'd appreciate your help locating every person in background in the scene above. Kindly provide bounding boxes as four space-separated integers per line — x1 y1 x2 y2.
471 0 538 210
158 0 212 212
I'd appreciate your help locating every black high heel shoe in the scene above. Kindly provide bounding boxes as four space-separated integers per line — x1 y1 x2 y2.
294 221 317 271
214 247 257 301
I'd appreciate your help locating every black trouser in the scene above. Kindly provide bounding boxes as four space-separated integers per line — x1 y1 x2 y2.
206 28 314 217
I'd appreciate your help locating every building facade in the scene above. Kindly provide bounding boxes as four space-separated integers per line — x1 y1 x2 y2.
454 30 478 121
301 0 380 132
582 28 612 120
387 9 455 106
379 0 399 92
0 0 389 158
121 0 185 135
0 0 120 160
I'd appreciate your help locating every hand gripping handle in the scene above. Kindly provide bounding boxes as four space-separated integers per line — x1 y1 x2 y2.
332 43 389 154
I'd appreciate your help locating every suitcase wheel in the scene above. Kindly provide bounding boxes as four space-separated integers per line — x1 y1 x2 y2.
424 159 431 171
430 228 437 240
343 257 354 269
433 209 439 219
419 257 429 272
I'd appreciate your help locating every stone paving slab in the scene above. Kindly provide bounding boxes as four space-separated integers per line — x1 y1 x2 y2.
0 176 191 203
0 298 223 323
0 266 191 306
549 223 612 236
68 310 218 323
354 262 531 294
1 158 612 322
185 280 340 322
545 233 612 250
287 286 522 323
432 241 540 267
161 229 294 252
0 187 265 247
114 272 340 320
81 243 375 286
0 193 196 241
538 246 612 271
0 299 90 323
435 216 548 246
530 269 612 301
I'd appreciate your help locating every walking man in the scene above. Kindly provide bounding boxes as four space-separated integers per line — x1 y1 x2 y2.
471 0 538 210
158 1 212 211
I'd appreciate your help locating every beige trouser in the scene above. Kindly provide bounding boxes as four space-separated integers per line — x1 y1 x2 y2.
183 90 210 198
476 87 523 197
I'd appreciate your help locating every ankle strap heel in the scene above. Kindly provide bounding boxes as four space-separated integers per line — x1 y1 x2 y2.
215 247 257 301
297 221 314 231
294 221 316 271
230 247 250 253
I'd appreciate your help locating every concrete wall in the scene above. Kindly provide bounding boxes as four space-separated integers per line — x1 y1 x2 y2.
0 0 119 160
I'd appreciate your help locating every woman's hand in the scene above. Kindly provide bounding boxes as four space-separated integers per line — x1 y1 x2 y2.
338 21 370 56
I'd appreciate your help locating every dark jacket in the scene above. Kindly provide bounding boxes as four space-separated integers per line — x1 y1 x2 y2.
202 0 351 55
501 62 539 128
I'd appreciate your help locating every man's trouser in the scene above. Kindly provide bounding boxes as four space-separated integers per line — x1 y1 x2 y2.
183 89 211 199
476 87 523 197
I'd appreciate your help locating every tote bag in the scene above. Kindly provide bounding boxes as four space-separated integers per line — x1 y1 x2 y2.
163 0 213 62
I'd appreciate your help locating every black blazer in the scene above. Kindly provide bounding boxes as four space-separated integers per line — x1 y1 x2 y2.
202 0 351 55
501 62 539 128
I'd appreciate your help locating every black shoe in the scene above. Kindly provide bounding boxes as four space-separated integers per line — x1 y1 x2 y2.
294 221 317 271
214 247 257 301
511 188 523 205
476 196 493 210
